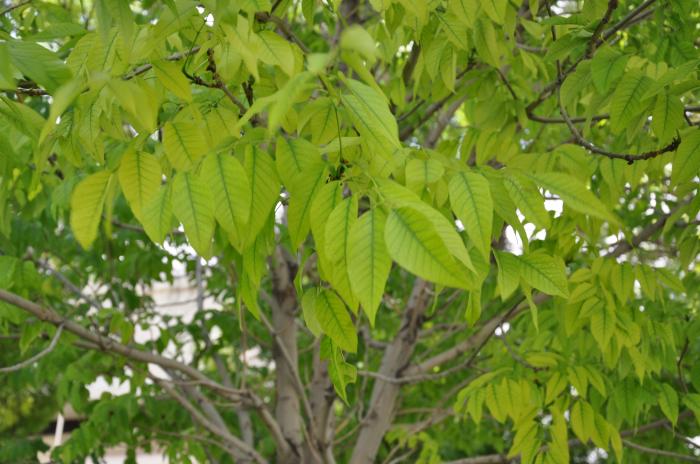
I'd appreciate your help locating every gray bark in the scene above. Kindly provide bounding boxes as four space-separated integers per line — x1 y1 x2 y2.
271 246 303 462
349 279 432 464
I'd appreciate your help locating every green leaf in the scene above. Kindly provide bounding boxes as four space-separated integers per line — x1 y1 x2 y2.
244 146 280 244
570 401 597 444
310 181 344 278
448 0 479 27
672 130 700 186
609 70 652 134
503 175 550 229
324 196 359 310
287 164 327 249
201 153 251 250
590 303 616 350
320 337 356 403
549 413 570 464
118 151 161 220
465 288 482 325
347 209 392 326
494 251 520 300
108 79 159 133
258 30 295 77
153 60 192 102
70 171 114 249
340 25 378 65
141 185 173 244
315 289 357 352
590 46 628 94
480 0 507 24
406 159 444 193
163 121 208 171
651 92 684 144
275 137 324 191
171 172 215 257
525 172 619 224
7 40 72 93
341 78 400 162
658 383 678 426
385 207 470 288
518 251 569 298
449 171 493 260
377 179 475 274
301 289 322 337
472 18 501 67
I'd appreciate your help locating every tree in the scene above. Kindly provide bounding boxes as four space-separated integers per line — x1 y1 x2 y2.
0 0 699 462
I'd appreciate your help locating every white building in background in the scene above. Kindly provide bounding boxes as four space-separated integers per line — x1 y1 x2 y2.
40 258 217 464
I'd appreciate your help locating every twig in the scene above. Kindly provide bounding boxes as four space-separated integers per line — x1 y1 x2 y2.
601 0 656 42
152 376 267 464
677 338 690 394
255 12 310 54
623 439 700 462
585 0 618 57
0 0 31 16
0 323 64 373
496 333 541 371
557 90 681 164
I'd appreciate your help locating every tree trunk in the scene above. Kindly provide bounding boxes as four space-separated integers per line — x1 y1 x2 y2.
271 247 303 462
349 279 431 464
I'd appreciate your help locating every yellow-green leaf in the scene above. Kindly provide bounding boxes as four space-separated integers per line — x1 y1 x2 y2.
315 289 357 352
449 171 493 260
658 383 679 426
288 164 327 249
525 172 619 225
325 196 359 311
172 172 215 257
672 130 700 186
201 153 251 250
385 207 470 288
153 59 192 102
609 71 652 134
244 146 280 244
141 184 173 244
341 78 400 160
118 151 161 220
347 209 392 326
70 171 114 249
518 251 569 297
503 175 550 229
163 121 208 171
310 181 344 278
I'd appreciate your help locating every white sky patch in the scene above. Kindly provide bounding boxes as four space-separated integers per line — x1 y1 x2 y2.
544 197 563 218
494 322 510 337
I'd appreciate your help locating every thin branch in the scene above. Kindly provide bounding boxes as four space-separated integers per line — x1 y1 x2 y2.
623 439 700 462
8 46 202 97
585 0 618 57
525 0 657 124
601 0 656 42
496 333 541 371
402 44 421 86
557 90 681 164
152 376 268 464
0 0 31 16
0 323 64 373
255 12 310 54
677 338 690 394
0 288 247 400
124 46 202 80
